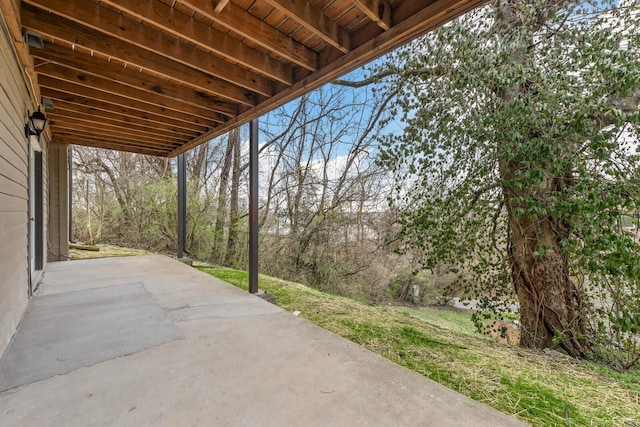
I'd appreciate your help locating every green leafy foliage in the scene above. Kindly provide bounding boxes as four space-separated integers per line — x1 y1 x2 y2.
375 0 640 366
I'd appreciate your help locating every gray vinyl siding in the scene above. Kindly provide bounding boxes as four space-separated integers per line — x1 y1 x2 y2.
0 18 35 357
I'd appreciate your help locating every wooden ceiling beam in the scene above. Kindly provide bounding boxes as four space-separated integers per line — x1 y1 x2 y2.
14 0 488 158
35 60 235 119
40 87 212 132
214 0 229 13
50 102 199 140
48 114 189 145
37 73 226 124
53 136 171 157
51 127 181 150
351 0 392 31
261 0 350 53
171 0 487 156
51 125 180 150
21 2 269 100
98 0 293 86
32 43 242 115
180 0 318 71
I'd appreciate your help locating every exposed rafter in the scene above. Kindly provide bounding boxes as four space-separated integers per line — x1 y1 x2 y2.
214 0 230 13
98 0 293 86
262 0 351 53
21 2 270 100
32 45 234 116
50 118 184 147
1 0 486 157
352 0 392 30
50 100 202 139
47 110 192 143
54 134 171 156
40 87 211 132
37 75 225 124
36 62 235 119
180 0 318 70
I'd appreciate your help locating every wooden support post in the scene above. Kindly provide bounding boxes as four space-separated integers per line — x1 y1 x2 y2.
68 145 73 243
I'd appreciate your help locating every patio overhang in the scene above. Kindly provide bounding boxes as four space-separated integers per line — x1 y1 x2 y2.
2 0 486 157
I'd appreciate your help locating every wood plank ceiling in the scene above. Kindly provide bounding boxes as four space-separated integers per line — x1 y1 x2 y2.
3 0 486 157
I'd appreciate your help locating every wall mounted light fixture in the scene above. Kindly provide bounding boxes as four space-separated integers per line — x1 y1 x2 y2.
25 107 48 152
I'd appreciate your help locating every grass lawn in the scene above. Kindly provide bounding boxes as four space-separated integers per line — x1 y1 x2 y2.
198 264 640 427
397 305 479 336
69 244 154 260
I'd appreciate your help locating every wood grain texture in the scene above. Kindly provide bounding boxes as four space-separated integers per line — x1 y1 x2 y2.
22 0 272 99
5 0 486 156
0 16 30 357
21 5 270 99
262 0 351 52
99 0 293 85
40 87 210 133
181 0 318 70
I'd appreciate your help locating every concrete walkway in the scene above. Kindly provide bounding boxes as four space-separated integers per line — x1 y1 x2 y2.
0 256 526 426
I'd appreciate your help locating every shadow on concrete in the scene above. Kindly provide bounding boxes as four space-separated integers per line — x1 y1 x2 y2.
0 282 183 392
0 255 526 426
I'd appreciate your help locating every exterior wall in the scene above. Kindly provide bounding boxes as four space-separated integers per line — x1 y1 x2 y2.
48 144 68 262
0 16 47 357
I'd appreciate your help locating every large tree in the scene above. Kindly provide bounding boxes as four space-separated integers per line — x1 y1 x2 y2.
372 0 640 365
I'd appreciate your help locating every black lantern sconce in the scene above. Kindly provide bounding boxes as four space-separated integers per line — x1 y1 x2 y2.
25 107 48 151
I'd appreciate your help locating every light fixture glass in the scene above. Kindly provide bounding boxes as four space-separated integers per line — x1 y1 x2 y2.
28 108 48 135
25 107 48 146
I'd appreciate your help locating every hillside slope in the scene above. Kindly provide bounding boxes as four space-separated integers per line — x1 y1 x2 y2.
198 265 640 427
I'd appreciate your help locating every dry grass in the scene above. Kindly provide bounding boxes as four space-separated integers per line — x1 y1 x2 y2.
68 244 154 260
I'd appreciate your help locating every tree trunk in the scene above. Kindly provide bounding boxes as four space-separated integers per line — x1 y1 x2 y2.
493 0 591 357
191 143 208 186
95 180 104 242
211 131 234 263
225 128 241 267
503 174 588 357
84 180 93 246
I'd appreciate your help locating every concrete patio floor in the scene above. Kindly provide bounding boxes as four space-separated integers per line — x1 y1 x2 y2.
0 255 526 426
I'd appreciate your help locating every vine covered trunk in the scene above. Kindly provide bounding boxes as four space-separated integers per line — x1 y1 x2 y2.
493 0 593 356
503 178 588 357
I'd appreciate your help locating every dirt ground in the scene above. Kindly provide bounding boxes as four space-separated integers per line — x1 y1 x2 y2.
488 320 520 345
